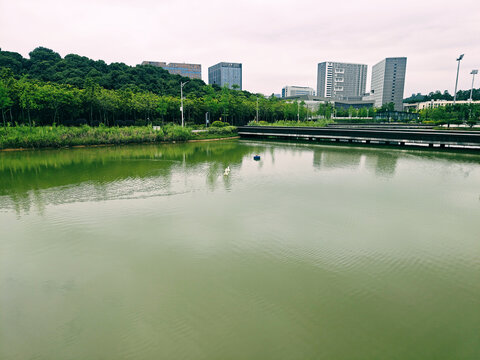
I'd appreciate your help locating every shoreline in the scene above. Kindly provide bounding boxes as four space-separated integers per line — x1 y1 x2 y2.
0 135 240 152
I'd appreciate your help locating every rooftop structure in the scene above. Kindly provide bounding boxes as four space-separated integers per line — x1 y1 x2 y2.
141 61 201 79
282 86 315 98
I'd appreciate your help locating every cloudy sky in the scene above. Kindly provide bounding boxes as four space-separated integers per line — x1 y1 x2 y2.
1 0 479 97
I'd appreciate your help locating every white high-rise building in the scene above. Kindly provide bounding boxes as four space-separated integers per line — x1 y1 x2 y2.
317 62 367 100
370 57 407 111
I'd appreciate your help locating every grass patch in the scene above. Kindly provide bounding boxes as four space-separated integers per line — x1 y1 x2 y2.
0 125 238 150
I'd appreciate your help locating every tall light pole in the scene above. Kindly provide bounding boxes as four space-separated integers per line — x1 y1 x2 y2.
453 54 464 105
180 81 188 127
469 70 478 102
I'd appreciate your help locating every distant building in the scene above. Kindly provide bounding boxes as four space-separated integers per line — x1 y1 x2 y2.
403 99 480 111
141 61 201 79
282 86 315 98
208 62 242 90
317 62 367 100
370 57 407 111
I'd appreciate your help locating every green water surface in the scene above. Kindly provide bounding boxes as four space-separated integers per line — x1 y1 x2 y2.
1 140 479 359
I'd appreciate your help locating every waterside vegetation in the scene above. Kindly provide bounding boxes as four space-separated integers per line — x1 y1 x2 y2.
0 125 237 150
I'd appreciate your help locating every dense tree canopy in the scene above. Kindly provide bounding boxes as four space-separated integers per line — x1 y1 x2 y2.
0 47 303 125
0 74 315 126
0 47 213 97
404 89 480 103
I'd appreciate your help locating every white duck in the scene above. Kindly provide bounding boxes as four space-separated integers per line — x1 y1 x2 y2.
223 166 231 176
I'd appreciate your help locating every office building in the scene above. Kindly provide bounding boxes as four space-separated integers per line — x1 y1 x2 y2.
317 62 367 100
208 62 242 90
141 61 201 79
282 86 315 97
370 57 407 111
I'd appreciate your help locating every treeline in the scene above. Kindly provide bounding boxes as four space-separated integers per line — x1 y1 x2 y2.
419 103 480 125
0 74 317 126
404 89 480 103
0 47 326 126
0 47 209 97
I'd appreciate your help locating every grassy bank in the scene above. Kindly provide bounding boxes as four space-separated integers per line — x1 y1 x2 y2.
0 125 237 150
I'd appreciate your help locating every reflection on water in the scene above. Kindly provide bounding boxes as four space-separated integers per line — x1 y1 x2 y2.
1 140 480 360
0 141 262 212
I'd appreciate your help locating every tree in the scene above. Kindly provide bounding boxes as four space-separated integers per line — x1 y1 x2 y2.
0 82 12 126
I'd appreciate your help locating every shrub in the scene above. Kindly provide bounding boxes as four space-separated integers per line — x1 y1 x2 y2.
206 126 237 135
163 125 193 141
134 119 147 126
211 121 228 127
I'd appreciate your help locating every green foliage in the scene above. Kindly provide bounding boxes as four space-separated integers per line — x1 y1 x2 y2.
404 89 480 103
205 126 237 135
0 47 314 126
0 125 164 149
419 103 480 125
211 121 228 127
162 124 193 141
0 124 241 149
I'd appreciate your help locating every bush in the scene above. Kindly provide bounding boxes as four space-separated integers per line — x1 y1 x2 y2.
211 121 228 127
206 126 237 135
134 119 147 126
163 125 193 141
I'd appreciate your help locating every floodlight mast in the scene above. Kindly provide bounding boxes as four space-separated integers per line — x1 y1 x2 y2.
453 54 464 105
470 70 478 102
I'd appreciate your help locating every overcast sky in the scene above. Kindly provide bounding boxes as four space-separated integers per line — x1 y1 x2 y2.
1 0 479 96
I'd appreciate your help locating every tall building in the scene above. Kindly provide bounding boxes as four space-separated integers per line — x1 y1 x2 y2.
141 61 201 80
208 62 242 90
317 62 367 100
370 57 407 111
282 86 315 97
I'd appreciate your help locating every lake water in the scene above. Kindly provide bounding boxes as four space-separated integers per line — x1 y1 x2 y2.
1 140 480 359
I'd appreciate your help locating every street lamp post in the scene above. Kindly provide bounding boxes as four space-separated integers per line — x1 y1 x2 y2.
180 81 189 127
453 54 464 105
469 70 478 102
